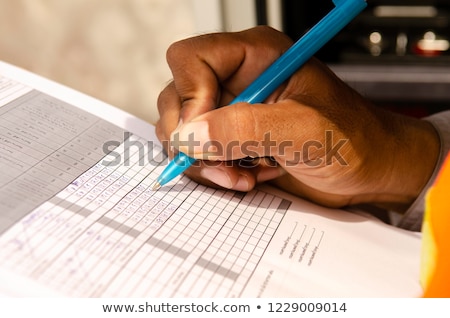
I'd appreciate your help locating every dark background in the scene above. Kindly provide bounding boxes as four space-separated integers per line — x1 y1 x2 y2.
256 0 450 117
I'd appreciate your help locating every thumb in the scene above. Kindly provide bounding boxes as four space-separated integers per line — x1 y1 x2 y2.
170 101 315 161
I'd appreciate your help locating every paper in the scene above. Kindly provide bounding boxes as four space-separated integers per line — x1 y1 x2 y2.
0 61 423 297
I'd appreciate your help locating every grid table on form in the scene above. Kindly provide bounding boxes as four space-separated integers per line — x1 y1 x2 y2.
0 92 291 297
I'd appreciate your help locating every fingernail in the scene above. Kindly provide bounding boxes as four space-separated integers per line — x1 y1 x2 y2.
200 167 232 189
170 118 185 142
171 121 210 155
234 174 250 192
176 118 183 129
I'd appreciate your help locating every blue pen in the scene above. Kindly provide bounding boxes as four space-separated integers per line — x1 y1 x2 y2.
152 0 367 190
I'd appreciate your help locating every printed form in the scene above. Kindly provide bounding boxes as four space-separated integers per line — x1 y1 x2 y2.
0 62 423 297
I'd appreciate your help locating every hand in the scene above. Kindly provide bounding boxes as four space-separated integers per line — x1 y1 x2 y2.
155 26 439 212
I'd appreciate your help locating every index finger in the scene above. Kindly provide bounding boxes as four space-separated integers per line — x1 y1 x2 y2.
165 26 293 123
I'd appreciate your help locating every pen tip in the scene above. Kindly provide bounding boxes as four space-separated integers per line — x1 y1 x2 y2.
151 181 161 191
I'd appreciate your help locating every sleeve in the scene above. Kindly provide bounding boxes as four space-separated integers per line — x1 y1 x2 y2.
395 110 450 231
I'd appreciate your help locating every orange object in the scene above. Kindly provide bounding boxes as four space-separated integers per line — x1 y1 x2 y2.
421 152 450 297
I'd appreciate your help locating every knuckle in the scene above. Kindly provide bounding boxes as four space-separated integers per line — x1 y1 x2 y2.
166 40 185 63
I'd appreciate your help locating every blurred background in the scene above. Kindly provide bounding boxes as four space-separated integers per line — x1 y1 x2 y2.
1 0 449 125
0 0 262 125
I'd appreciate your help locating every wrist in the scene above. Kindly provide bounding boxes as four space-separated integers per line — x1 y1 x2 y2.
370 113 440 212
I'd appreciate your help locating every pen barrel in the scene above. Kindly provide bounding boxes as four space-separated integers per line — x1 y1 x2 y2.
231 0 367 105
